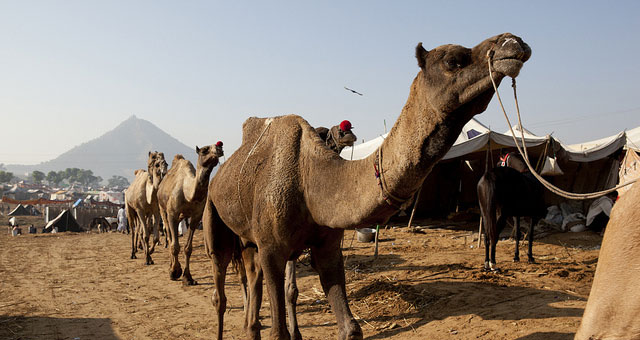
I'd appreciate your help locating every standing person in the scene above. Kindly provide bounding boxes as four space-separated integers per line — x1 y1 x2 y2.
117 205 128 234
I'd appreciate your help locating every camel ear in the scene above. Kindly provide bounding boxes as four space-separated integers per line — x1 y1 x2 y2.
148 151 152 157
416 42 429 69
195 146 200 154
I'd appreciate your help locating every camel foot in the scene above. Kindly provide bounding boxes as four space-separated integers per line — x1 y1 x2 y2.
182 276 197 286
513 256 520 262
131 253 137 259
170 267 183 281
339 319 363 340
528 257 536 264
145 259 154 265
164 243 168 248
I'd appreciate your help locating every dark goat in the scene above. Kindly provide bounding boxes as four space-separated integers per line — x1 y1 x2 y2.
477 153 546 271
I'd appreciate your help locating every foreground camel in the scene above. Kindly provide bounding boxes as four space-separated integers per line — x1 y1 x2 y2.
203 33 531 340
574 183 640 340
157 142 224 285
125 151 168 265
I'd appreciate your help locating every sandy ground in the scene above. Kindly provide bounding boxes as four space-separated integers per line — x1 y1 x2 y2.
0 217 601 340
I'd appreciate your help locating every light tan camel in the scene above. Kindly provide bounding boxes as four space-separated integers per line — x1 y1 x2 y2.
125 151 168 265
157 142 224 285
574 184 640 340
203 33 530 340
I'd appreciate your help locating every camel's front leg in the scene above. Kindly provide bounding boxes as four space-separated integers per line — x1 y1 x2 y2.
285 260 302 340
127 208 138 259
182 217 198 285
311 230 362 340
166 214 183 280
513 216 521 262
260 249 290 340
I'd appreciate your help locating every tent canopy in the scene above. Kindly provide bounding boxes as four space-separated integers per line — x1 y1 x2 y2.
9 204 32 216
44 209 81 233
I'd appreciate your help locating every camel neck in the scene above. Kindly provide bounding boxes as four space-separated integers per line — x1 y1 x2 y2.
304 74 472 229
188 164 214 202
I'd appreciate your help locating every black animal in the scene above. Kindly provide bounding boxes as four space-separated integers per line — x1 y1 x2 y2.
477 152 546 271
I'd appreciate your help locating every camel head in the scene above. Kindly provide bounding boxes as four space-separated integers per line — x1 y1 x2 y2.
414 33 530 117
147 151 168 189
195 141 224 169
335 120 357 149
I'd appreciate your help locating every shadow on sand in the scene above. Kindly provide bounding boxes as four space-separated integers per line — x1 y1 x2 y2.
0 315 118 340
349 280 583 340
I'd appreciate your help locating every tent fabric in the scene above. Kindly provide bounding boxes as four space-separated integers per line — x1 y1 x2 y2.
44 209 82 233
563 132 627 162
8 204 32 216
626 126 640 150
340 118 549 161
618 148 640 197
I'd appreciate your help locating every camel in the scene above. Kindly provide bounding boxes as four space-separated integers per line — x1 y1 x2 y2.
203 33 531 340
314 120 357 153
477 152 546 271
125 151 168 265
574 183 640 340
157 142 224 285
236 123 358 339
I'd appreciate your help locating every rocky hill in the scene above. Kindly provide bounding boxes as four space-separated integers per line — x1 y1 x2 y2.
5 115 196 182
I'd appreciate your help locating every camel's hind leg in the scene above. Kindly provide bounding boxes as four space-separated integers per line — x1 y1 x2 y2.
310 229 362 340
139 214 154 265
513 216 521 262
527 217 538 263
127 205 138 259
242 245 263 339
203 198 236 340
285 260 302 340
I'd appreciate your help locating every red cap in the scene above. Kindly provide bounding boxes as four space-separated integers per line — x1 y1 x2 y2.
339 120 353 132
216 141 223 147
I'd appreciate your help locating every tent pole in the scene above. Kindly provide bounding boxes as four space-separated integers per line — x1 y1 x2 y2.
406 185 424 229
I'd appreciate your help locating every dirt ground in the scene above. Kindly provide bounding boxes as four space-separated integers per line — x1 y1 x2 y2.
0 217 602 340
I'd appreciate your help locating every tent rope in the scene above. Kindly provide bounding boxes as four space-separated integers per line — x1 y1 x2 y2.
487 57 637 200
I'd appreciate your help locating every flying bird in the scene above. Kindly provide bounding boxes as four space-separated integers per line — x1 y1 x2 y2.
344 86 363 96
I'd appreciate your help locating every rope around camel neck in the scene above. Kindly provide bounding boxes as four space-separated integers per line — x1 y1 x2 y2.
487 57 637 200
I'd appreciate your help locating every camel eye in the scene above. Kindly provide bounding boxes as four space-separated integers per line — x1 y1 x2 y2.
445 58 461 70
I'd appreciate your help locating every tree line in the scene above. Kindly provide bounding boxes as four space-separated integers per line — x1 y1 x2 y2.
0 168 129 189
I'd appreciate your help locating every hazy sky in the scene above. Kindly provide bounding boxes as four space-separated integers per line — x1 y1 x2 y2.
1 1 639 165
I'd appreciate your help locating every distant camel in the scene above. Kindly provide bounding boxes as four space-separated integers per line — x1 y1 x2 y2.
203 33 530 340
157 142 223 285
314 120 357 154
574 183 640 339
125 151 168 265
477 152 545 271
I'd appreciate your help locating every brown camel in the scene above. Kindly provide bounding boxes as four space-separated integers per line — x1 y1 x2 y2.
157 142 224 285
314 120 357 153
125 151 168 265
574 184 640 340
203 33 531 340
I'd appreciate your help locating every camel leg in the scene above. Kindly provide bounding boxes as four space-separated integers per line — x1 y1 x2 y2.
242 245 263 339
490 215 508 272
203 198 234 340
285 260 302 340
182 217 199 286
167 214 183 280
140 214 154 265
528 217 538 263
311 230 363 340
513 216 521 262
149 212 160 254
260 249 290 340
127 206 138 259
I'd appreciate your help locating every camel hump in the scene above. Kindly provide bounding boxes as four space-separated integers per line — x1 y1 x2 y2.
134 169 146 176
173 154 185 163
241 115 308 145
315 126 329 140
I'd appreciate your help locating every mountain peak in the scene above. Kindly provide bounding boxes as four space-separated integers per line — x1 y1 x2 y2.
5 116 196 181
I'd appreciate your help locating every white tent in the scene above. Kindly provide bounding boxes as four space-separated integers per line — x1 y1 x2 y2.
340 118 549 161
